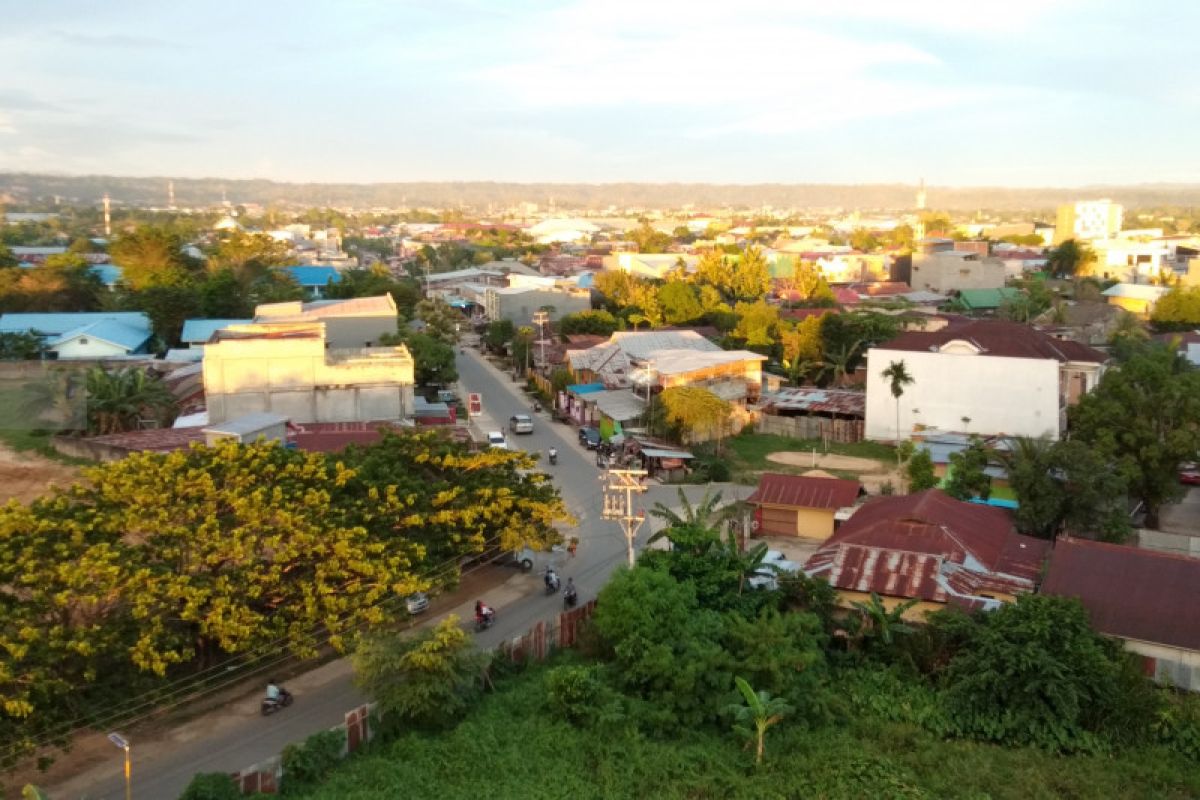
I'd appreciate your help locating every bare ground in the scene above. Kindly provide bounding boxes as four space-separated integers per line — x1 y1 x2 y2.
766 451 902 494
0 445 81 505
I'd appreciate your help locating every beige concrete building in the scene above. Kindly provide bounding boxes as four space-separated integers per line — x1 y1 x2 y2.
253 294 399 349
203 322 415 425
910 251 1005 293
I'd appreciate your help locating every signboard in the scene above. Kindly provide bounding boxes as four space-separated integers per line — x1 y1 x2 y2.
468 393 482 417
107 732 129 749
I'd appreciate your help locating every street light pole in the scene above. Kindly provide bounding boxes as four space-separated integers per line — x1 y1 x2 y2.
108 732 131 800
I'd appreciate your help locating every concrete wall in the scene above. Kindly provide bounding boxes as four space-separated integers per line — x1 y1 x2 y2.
488 289 591 323
864 347 1061 441
204 332 414 425
321 316 398 349
1122 637 1200 692
910 253 1005 293
53 337 133 359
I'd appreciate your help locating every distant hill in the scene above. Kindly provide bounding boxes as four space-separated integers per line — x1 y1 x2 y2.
4 172 1200 212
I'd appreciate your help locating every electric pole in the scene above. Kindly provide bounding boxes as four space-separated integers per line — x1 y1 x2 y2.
601 468 648 566
531 309 549 375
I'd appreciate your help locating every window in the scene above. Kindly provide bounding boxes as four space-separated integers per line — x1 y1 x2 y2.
78 337 88 344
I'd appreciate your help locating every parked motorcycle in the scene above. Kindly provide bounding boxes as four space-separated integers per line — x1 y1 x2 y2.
260 689 294 716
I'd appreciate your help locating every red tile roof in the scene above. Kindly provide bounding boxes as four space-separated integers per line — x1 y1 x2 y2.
746 473 862 509
877 319 1106 363
804 489 1049 605
780 307 838 322
1041 537 1200 652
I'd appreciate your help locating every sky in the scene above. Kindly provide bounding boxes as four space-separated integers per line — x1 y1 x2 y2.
2 0 1199 186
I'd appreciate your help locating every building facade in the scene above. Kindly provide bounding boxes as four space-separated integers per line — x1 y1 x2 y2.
1055 199 1124 244
909 252 1005 293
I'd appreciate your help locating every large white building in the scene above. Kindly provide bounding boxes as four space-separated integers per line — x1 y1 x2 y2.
864 320 1106 442
1055 199 1124 243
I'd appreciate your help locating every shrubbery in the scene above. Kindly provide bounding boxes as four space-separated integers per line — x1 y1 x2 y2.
281 730 346 795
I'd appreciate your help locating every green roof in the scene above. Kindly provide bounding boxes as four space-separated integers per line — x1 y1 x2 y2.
958 287 1022 310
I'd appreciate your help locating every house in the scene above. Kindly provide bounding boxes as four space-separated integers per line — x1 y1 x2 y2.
281 265 342 298
603 252 698 279
957 287 1022 314
253 295 399 349
1034 302 1123 346
0 312 153 358
747 473 863 540
181 319 254 347
483 284 592 325
202 321 414 426
804 489 1051 618
1101 283 1169 318
864 319 1106 442
1041 537 1200 691
910 251 1005 293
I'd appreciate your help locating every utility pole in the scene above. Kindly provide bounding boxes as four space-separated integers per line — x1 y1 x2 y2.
531 309 549 375
601 468 648 566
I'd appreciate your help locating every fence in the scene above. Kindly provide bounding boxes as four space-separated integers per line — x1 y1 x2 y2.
226 600 598 795
756 414 864 444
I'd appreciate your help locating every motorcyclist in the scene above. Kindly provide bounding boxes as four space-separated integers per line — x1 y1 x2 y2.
564 578 578 605
475 600 494 623
544 567 559 590
265 679 281 704
548 447 558 464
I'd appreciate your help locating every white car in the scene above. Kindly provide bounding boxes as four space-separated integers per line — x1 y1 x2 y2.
487 431 508 449
509 414 534 434
748 551 801 591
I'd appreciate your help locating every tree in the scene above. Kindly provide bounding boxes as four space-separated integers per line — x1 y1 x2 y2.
129 283 202 346
1047 239 1095 279
732 299 780 348
0 243 16 269
727 676 791 766
208 231 290 282
730 245 771 300
84 366 176 434
1151 286 1200 330
942 595 1146 752
848 592 918 655
905 449 938 492
1069 344 1200 529
660 386 732 446
413 298 460 343
943 439 992 501
778 262 834 305
694 249 728 291
849 228 880 252
402 331 457 386
779 316 823 385
558 309 619 336
110 227 200 289
593 270 637 309
483 319 515 352
628 221 673 254
658 280 703 325
881 360 914 445
352 617 485 729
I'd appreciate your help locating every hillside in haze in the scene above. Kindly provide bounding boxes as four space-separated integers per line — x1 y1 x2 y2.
4 172 1200 212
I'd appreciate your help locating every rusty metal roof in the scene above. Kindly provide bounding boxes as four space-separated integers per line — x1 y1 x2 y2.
804 489 1049 604
762 387 865 417
1041 537 1200 652
878 319 1106 363
746 472 862 510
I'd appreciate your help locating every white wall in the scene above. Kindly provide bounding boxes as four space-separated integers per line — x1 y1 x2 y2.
864 347 1062 441
53 337 131 359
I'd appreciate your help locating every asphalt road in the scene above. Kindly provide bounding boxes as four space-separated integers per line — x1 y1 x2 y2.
63 348 742 800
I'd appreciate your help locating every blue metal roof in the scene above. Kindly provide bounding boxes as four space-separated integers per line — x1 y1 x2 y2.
282 266 342 287
47 319 152 352
90 264 124 287
566 383 605 395
0 312 150 337
181 318 253 344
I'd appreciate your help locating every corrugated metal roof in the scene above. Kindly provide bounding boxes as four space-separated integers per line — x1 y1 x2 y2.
1041 537 1200 652
587 389 646 422
282 265 342 286
47 319 152 352
0 311 150 337
181 319 253 344
804 489 1049 603
747 472 862 510
875 319 1106 363
763 387 865 417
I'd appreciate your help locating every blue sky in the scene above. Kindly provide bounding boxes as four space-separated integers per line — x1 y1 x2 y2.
2 0 1198 185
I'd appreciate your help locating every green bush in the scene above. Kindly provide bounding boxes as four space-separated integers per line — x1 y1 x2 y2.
178 772 242 800
544 664 621 726
281 729 345 794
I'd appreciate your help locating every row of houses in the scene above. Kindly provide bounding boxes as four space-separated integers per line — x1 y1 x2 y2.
744 475 1200 691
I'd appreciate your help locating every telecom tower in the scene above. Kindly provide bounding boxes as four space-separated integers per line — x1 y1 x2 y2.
103 193 111 237
916 178 927 211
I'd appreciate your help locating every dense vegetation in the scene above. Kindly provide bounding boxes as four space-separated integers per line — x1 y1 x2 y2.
267 497 1200 799
0 432 568 768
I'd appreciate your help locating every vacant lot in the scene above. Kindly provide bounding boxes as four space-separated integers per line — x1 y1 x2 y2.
0 443 81 504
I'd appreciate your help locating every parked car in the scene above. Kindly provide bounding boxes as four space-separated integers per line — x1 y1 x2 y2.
487 431 508 449
405 592 429 615
509 414 534 434
748 551 801 591
1180 470 1200 486
578 427 601 449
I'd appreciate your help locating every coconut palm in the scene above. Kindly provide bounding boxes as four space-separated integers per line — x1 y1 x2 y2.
727 676 791 766
848 592 918 653
881 359 914 447
647 488 733 553
84 366 176 435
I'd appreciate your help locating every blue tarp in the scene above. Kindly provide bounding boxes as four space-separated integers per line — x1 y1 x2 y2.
566 383 604 395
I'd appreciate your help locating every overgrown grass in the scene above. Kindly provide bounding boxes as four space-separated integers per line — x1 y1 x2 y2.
0 381 76 460
292 659 1200 800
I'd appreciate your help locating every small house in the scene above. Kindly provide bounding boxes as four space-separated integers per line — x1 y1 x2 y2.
746 473 863 540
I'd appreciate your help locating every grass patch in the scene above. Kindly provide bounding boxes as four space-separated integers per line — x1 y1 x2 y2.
291 659 1200 800
722 432 896 483
0 380 80 461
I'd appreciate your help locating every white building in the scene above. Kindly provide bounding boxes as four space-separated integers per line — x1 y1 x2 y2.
1055 199 1124 243
864 320 1106 442
603 252 698 279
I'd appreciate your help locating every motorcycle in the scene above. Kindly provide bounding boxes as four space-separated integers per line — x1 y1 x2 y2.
548 449 558 466
544 570 561 595
475 610 495 632
533 401 542 413
260 688 294 716
564 589 578 609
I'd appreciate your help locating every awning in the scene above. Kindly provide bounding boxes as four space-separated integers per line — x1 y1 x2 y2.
640 447 695 459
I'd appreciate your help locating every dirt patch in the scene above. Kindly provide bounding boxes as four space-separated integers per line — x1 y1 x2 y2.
766 451 884 472
0 445 81 505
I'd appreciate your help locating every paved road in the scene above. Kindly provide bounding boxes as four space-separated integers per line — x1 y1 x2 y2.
63 349 745 799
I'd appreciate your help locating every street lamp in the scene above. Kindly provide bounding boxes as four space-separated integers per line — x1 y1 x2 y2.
107 732 131 800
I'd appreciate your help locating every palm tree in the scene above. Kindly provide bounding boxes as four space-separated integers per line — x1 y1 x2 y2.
647 488 733 553
727 676 791 766
880 360 914 447
820 340 861 387
84 366 175 435
848 592 918 652
725 538 776 595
